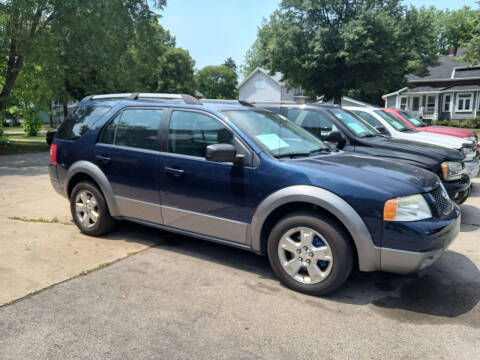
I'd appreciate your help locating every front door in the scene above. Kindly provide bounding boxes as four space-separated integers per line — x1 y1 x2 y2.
158 109 256 244
95 108 164 223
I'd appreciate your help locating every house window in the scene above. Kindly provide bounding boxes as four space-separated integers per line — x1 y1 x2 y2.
399 97 407 110
477 92 480 110
411 96 420 111
443 94 451 112
456 93 473 112
426 95 436 113
255 79 266 89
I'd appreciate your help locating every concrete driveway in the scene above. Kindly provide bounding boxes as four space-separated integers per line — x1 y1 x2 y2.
0 152 479 359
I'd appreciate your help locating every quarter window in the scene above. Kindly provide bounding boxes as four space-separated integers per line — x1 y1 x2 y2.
456 93 473 112
56 106 111 140
168 111 233 158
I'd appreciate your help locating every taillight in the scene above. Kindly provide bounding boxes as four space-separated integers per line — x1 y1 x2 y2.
50 143 57 165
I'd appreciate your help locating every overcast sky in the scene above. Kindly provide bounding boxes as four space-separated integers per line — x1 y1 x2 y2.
159 0 478 74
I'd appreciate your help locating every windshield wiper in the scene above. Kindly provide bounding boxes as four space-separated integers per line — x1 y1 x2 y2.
275 152 311 158
308 147 331 155
361 134 376 138
275 148 330 159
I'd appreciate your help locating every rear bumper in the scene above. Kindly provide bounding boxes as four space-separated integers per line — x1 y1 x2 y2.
49 164 66 198
379 207 460 274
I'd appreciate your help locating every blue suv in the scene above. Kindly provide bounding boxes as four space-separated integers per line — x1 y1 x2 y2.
48 94 461 295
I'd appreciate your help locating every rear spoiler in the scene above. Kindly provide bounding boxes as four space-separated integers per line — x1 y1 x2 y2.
46 129 57 146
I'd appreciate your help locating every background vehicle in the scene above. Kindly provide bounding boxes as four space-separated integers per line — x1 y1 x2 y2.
345 106 479 178
384 108 478 149
256 102 472 204
48 94 460 295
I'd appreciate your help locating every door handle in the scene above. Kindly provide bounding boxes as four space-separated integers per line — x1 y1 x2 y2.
95 155 111 165
164 167 184 177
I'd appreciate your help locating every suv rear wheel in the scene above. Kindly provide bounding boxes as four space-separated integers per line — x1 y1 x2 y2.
267 211 353 295
70 181 116 236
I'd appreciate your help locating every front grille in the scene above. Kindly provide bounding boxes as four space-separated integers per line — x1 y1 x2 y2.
431 185 453 215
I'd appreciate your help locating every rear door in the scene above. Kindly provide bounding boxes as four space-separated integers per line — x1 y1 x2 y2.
95 108 164 223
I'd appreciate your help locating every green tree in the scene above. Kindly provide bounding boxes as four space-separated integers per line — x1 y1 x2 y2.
0 0 166 114
241 37 268 77
155 47 197 94
196 65 238 99
436 6 479 55
459 3 480 65
223 57 237 72
246 0 439 104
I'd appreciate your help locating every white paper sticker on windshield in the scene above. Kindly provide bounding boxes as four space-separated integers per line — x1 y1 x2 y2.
256 133 290 150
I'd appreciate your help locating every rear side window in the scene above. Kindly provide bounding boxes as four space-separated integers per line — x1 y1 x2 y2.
168 110 233 158
99 109 162 151
286 109 337 140
56 106 111 140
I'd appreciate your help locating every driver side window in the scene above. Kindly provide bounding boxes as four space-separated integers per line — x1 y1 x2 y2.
286 109 336 140
168 110 234 158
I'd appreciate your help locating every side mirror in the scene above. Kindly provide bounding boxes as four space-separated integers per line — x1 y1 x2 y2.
375 126 387 135
205 143 238 163
46 129 57 146
325 131 346 149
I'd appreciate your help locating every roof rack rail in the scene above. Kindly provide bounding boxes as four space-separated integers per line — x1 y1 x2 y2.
201 99 254 107
80 93 201 105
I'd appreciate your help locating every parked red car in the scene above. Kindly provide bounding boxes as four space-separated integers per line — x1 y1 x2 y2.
383 108 478 147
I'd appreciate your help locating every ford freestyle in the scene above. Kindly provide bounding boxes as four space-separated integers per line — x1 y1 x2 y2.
48 93 461 295
256 102 472 204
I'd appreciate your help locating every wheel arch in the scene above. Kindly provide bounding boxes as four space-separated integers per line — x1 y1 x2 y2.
249 185 380 272
65 161 119 216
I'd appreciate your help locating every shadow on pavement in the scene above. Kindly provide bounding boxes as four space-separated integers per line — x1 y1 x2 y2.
108 220 479 327
0 152 49 177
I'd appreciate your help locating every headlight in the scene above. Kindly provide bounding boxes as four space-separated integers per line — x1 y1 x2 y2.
465 136 477 145
384 194 432 222
461 147 475 161
441 161 463 180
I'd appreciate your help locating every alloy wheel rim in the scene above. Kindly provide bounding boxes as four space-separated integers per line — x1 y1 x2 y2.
75 190 99 229
277 227 333 284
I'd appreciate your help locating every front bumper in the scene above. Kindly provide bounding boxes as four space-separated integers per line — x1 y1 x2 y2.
443 174 471 204
464 158 479 178
380 207 461 274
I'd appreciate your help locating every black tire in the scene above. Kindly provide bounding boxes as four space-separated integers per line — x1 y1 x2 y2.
267 211 353 296
70 181 116 236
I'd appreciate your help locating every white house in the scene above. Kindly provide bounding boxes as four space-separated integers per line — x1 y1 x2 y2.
238 67 306 103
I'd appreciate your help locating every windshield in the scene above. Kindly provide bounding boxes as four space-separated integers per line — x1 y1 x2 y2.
397 110 426 127
327 108 378 137
373 110 410 131
222 110 329 157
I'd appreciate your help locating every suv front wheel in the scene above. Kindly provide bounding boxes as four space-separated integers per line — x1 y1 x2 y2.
70 181 116 236
267 211 353 295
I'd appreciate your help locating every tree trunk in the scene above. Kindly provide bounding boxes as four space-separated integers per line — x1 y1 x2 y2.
0 39 24 114
333 95 342 105
63 101 68 120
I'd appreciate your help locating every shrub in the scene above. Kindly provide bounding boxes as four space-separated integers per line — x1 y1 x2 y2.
22 112 43 136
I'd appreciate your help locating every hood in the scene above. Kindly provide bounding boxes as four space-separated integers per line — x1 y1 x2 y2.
286 152 439 197
403 130 474 150
425 126 477 138
362 136 464 162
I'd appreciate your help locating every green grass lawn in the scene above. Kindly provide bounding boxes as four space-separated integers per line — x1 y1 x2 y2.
6 133 46 141
3 125 53 133
0 134 49 156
